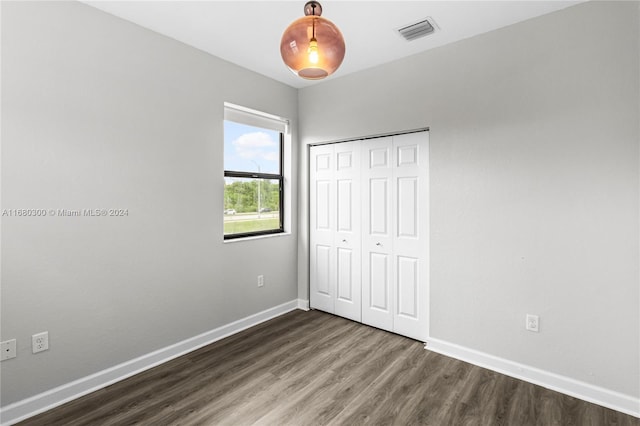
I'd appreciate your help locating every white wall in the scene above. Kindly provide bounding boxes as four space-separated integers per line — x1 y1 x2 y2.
298 1 639 398
1 1 298 406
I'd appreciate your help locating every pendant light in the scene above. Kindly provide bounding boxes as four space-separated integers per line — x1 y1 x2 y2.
280 1 346 80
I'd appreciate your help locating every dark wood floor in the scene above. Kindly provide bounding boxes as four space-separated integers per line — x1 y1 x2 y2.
19 309 639 425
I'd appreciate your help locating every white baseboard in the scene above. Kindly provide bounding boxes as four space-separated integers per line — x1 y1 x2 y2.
297 299 310 311
0 300 300 426
426 337 640 419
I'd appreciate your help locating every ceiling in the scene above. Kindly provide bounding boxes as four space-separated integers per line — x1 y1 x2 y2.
84 1 583 89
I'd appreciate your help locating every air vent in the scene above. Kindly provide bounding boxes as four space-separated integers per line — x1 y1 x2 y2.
397 18 435 41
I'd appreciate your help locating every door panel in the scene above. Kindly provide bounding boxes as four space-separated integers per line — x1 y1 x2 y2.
337 248 353 301
316 180 331 230
337 179 353 232
369 179 389 235
397 177 418 238
315 245 332 295
310 144 335 313
397 255 418 318
361 137 394 332
334 142 361 321
397 144 418 167
316 153 331 171
337 150 353 170
369 252 390 311
369 147 389 168
392 132 429 341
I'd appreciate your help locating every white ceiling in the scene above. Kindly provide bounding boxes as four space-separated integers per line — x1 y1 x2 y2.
84 1 583 89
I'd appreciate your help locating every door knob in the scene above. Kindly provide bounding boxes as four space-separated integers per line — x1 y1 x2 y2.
376 242 382 246
342 239 347 243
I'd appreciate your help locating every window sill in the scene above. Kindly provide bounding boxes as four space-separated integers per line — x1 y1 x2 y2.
223 232 291 244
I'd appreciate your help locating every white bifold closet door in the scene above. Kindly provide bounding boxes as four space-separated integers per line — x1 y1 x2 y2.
310 131 428 341
310 141 362 322
361 133 428 341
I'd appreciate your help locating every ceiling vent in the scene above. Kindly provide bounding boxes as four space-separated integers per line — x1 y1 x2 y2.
397 18 436 41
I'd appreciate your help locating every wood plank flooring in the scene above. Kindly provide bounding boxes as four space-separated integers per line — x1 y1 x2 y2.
19 309 640 425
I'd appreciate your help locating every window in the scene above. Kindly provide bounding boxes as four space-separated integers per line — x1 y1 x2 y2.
223 104 287 239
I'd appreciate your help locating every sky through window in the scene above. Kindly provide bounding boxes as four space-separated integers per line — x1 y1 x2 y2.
224 121 280 174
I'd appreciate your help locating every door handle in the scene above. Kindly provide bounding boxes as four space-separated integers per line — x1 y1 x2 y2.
376 242 382 246
342 239 347 243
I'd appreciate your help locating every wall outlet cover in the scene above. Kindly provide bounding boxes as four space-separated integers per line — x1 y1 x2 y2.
32 332 49 354
526 314 540 332
1 339 17 361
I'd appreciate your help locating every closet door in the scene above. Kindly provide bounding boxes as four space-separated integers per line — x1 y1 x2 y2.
310 144 335 313
392 132 429 341
310 132 429 342
334 142 362 321
361 137 395 332
310 142 362 320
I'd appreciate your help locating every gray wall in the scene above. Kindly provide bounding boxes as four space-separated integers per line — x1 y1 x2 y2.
298 1 639 397
2 0 638 409
1 1 298 405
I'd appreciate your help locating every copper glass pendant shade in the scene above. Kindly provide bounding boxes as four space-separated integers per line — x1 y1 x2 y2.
280 1 346 80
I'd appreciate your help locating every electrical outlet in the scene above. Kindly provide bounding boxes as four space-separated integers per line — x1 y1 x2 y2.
1 339 17 361
32 332 49 354
257 275 264 287
526 314 539 332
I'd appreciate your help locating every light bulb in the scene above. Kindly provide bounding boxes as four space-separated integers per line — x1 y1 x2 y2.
308 38 319 64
